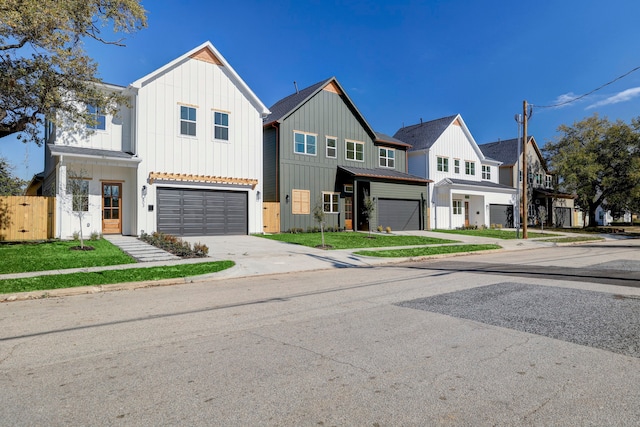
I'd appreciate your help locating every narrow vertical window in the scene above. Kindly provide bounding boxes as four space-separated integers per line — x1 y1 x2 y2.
214 111 229 140
326 137 337 158
180 106 197 136
454 159 460 174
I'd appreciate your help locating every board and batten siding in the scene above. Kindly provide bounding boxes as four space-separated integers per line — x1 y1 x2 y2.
428 125 484 183
263 127 278 202
135 55 264 235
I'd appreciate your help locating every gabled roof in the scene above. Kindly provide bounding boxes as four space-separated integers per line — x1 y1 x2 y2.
263 77 377 140
393 115 458 151
374 132 411 149
480 136 546 169
129 41 270 116
338 166 431 184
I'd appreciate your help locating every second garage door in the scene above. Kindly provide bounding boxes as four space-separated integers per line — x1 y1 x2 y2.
489 204 514 228
377 199 421 231
157 188 247 236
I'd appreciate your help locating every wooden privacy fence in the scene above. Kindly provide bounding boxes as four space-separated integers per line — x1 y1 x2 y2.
0 196 56 241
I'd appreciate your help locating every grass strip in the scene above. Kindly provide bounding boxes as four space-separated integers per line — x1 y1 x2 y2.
258 232 457 249
537 236 604 243
0 239 135 274
0 261 234 294
432 229 557 239
354 244 502 258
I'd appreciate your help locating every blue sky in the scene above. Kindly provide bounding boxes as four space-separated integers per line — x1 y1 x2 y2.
3 0 640 181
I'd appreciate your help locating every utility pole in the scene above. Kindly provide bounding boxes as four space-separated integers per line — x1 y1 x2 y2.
522 100 528 239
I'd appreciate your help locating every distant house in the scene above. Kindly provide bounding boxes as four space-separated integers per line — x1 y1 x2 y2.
39 41 270 239
480 136 580 227
395 115 516 229
263 77 430 233
479 136 577 227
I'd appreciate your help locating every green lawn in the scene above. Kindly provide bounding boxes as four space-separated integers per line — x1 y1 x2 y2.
354 244 502 257
433 229 558 239
0 239 136 274
0 261 235 294
258 232 458 249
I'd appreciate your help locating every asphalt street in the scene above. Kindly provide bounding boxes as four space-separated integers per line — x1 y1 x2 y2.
1 242 640 426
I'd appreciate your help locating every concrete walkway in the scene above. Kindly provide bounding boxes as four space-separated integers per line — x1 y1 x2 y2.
103 235 180 262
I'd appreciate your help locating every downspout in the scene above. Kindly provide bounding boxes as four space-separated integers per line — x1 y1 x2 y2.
271 122 280 202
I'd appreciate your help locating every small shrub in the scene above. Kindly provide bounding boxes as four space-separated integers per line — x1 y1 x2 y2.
90 231 102 241
193 242 209 257
72 231 80 241
377 225 383 232
139 231 207 258
385 226 392 233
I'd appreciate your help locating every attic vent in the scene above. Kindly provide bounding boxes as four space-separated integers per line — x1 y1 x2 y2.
190 47 222 65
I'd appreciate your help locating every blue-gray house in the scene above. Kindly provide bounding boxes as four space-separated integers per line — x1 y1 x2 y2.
262 77 430 233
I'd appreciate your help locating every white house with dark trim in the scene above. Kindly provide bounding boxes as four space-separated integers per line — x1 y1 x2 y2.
41 41 270 239
394 115 517 229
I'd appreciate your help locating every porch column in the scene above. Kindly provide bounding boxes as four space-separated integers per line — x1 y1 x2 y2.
449 188 453 230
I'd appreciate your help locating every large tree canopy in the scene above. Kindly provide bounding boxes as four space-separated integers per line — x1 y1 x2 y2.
544 114 640 226
0 0 147 143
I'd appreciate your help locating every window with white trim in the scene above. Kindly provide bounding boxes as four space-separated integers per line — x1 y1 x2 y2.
465 161 475 175
326 137 337 158
545 175 553 188
379 148 395 168
213 111 229 141
454 159 460 174
437 156 449 172
323 192 339 213
346 140 364 161
87 104 106 130
482 165 491 180
344 184 353 193
180 106 197 136
69 179 89 212
453 200 462 215
294 131 317 155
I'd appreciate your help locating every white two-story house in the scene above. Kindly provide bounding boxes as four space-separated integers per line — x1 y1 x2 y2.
41 41 270 239
394 115 517 229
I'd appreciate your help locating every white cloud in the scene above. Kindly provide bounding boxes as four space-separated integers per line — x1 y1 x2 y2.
547 92 580 109
586 87 640 109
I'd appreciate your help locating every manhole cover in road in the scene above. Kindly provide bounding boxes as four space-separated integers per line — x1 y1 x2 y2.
586 260 640 272
397 282 640 358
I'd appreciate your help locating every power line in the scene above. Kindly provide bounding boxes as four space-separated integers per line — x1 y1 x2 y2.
533 65 640 109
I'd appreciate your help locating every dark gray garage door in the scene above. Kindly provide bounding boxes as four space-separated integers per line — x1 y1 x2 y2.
554 207 572 228
489 204 514 228
377 199 421 231
157 188 247 236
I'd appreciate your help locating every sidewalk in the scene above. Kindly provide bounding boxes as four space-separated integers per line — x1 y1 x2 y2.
0 230 609 301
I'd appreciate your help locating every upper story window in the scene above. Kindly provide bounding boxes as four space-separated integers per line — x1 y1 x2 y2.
180 105 197 136
214 111 229 141
437 156 449 172
346 140 364 161
379 148 395 168
294 131 317 155
326 137 337 158
465 161 475 176
482 165 491 180
454 159 460 174
535 173 543 186
323 192 339 213
545 175 553 188
86 104 106 130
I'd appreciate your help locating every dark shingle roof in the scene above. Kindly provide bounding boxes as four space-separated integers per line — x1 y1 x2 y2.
263 78 333 125
393 115 458 151
48 145 138 160
338 166 431 183
479 138 520 166
374 132 411 148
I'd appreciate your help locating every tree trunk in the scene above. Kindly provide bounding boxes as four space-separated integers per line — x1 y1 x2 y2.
588 204 598 228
